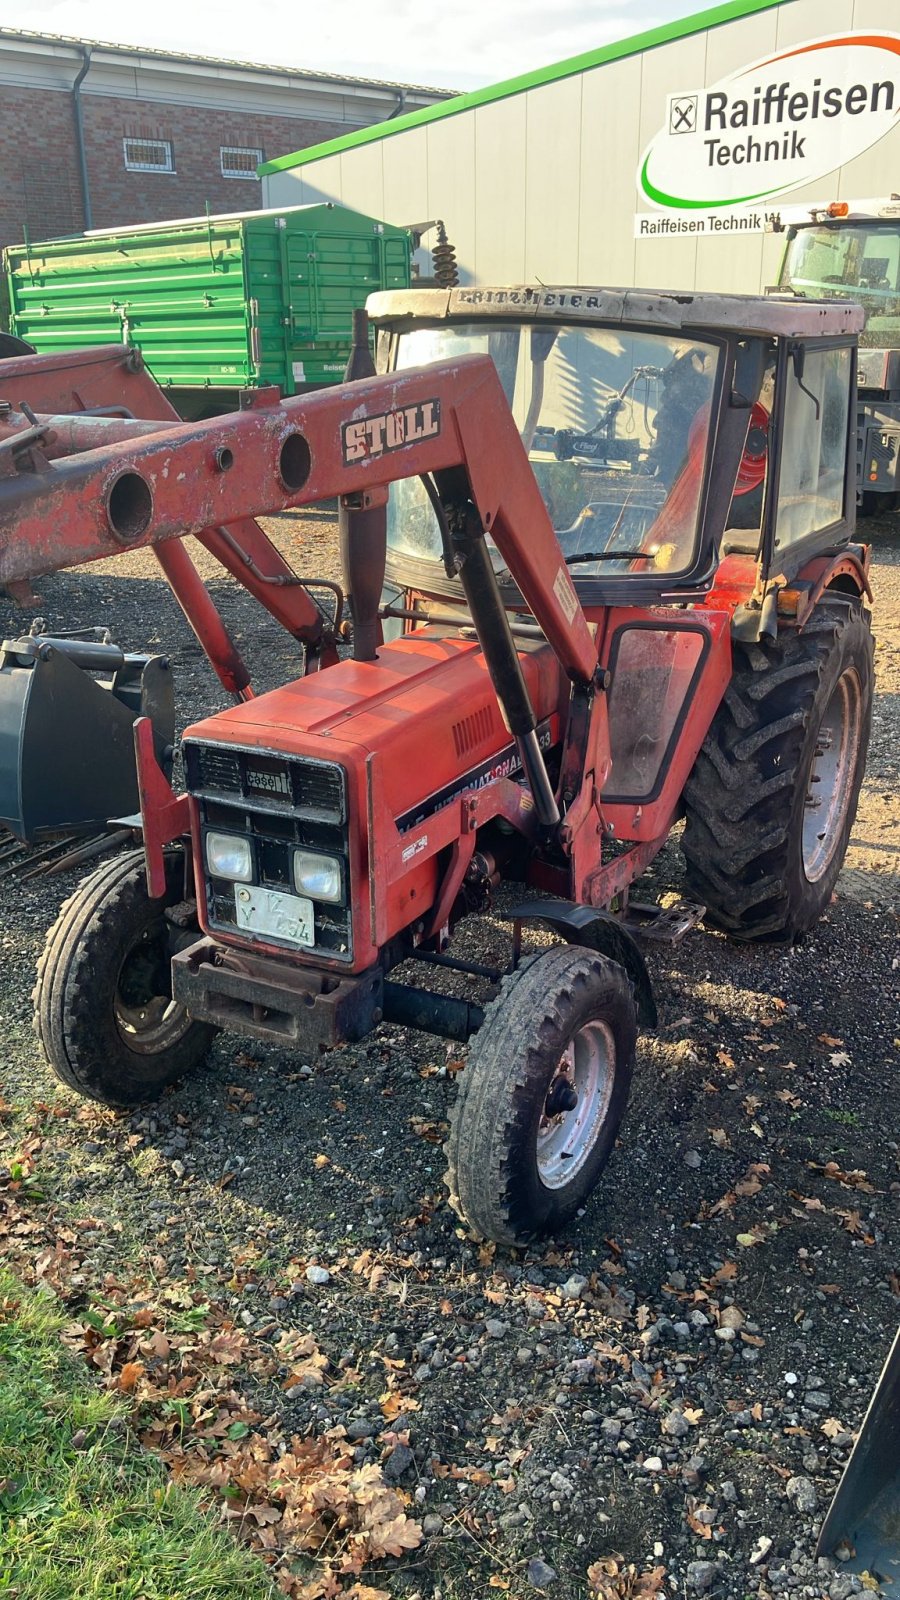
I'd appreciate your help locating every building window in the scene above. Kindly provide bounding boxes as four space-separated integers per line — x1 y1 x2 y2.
220 146 263 179
123 138 174 173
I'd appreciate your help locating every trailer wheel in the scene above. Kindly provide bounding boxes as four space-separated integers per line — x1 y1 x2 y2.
445 945 637 1245
682 595 873 941
34 848 215 1107
0 333 35 359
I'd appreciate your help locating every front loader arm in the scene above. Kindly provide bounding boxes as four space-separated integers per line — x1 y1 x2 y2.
0 354 597 687
0 346 336 694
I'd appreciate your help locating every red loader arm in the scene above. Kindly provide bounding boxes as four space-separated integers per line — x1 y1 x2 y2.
0 346 338 694
0 353 598 688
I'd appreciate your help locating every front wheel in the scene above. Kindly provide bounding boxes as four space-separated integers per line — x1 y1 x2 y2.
445 945 637 1245
34 849 215 1107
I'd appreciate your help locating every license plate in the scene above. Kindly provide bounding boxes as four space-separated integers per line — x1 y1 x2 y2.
234 884 314 947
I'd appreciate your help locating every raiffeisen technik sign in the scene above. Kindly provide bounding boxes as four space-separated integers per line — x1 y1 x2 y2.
635 31 900 237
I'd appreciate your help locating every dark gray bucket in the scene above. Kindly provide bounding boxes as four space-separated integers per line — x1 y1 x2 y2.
0 633 173 841
817 1328 900 1588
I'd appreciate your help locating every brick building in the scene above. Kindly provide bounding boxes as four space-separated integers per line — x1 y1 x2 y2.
0 29 451 252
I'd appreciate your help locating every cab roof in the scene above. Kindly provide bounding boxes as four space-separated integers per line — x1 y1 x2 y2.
367 285 865 339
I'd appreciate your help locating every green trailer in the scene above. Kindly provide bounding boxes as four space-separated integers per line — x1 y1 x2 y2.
3 203 411 418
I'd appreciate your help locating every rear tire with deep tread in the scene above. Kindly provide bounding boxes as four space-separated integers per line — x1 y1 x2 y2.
445 945 637 1246
34 848 215 1107
682 596 873 941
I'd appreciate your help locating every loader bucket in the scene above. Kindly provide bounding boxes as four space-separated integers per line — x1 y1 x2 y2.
817 1327 900 1587
0 634 174 842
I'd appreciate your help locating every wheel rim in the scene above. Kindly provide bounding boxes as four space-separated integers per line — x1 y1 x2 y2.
114 924 193 1056
802 667 862 883
536 1021 616 1190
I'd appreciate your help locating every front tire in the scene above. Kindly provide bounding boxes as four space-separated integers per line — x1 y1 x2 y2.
34 849 215 1107
682 596 873 941
445 945 637 1246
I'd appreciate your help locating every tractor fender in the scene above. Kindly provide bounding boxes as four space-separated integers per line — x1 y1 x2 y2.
787 548 872 627
503 899 657 1028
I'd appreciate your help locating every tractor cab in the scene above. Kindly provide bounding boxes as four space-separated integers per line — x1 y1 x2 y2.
8 284 873 1249
369 285 864 616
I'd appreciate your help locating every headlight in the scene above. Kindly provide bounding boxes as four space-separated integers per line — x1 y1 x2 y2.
206 831 253 882
293 848 342 904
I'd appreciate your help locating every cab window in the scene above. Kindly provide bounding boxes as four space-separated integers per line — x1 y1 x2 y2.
775 346 851 550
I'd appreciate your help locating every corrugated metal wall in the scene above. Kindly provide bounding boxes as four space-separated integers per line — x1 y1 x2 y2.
264 0 900 293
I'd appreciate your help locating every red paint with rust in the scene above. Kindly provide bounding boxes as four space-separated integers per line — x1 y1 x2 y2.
182 629 563 972
0 345 332 690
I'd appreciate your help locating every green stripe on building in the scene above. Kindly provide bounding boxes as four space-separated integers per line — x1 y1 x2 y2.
258 0 792 176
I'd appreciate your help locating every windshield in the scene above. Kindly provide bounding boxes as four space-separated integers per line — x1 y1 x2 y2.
780 223 900 348
387 322 721 584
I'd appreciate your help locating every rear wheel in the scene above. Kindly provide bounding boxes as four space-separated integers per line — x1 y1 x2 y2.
34 848 215 1107
682 596 873 941
445 945 637 1245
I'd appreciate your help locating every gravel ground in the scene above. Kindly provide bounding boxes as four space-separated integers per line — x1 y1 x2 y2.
1 511 898 1600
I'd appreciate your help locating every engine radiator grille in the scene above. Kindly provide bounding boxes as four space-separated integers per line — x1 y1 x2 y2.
183 741 351 961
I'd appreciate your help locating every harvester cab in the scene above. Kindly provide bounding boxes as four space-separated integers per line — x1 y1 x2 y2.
0 286 872 1247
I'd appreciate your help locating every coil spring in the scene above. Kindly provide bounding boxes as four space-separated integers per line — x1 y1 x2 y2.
431 220 459 288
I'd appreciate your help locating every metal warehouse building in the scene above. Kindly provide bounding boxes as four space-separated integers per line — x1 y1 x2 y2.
261 0 900 294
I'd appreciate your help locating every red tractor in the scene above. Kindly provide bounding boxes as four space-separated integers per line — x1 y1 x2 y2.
1 286 873 1245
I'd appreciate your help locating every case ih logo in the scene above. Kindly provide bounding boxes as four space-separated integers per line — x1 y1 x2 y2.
639 31 900 212
341 399 441 463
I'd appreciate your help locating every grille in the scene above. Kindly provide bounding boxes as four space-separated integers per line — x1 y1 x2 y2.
185 741 351 960
294 761 344 819
195 745 241 792
185 742 346 822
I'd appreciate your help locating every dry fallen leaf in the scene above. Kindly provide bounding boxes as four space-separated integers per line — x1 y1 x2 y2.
589 1557 668 1599
838 1209 864 1235
686 1509 715 1540
821 1417 847 1439
814 1162 876 1193
379 1391 420 1420
710 1261 738 1285
409 1118 447 1144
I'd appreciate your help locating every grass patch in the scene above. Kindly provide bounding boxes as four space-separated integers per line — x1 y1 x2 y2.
822 1107 861 1128
0 1268 277 1600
